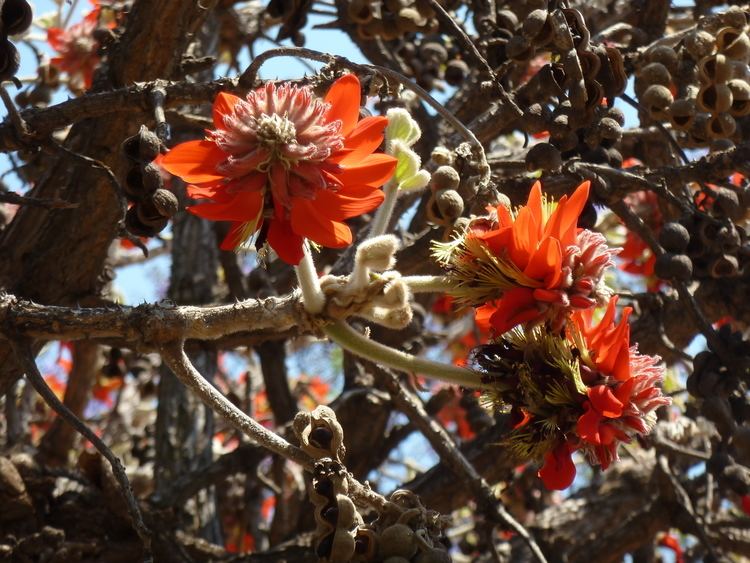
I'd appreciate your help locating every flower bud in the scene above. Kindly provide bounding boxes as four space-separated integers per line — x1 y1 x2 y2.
356 235 399 271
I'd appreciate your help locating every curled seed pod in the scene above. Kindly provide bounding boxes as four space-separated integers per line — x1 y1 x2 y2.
419 42 448 63
597 117 622 142
717 6 748 29
668 98 697 130
605 147 623 168
379 524 418 559
414 548 452 563
444 59 469 86
495 9 518 30
525 103 551 135
550 129 578 152
710 254 740 278
605 106 625 126
435 189 464 221
699 54 732 84
697 83 733 113
641 84 673 119
707 112 737 139
293 406 346 461
525 142 562 171
150 189 179 217
688 113 711 145
2 0 32 36
430 146 454 166
347 0 373 24
122 126 163 162
137 198 169 227
354 528 378 559
659 222 691 252
357 19 383 40
506 35 533 61
0 39 20 82
125 205 164 237
396 8 425 34
431 166 460 191
728 79 750 116
637 62 672 87
714 187 743 220
646 45 679 75
684 30 717 60
522 9 550 44
716 27 750 61
654 253 693 281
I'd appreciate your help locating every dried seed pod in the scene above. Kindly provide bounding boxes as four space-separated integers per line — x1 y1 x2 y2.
525 142 562 171
443 59 469 86
659 222 690 253
430 146 453 166
347 0 373 24
150 189 179 217
357 19 383 40
522 9 549 43
668 98 697 130
396 8 425 33
379 524 418 559
293 406 346 461
637 62 672 87
414 548 452 563
431 166 460 191
641 84 673 119
605 147 623 168
646 45 679 75
122 126 163 162
0 39 20 82
435 189 464 221
710 254 740 277
717 6 748 29
688 113 711 145
597 117 622 142
125 205 163 237
716 27 750 61
697 83 733 113
506 35 533 62
707 112 736 139
698 54 732 84
654 252 693 281
605 106 625 126
684 30 716 60
419 42 448 63
728 78 750 116
495 9 518 31
714 187 743 220
550 129 578 152
2 0 33 36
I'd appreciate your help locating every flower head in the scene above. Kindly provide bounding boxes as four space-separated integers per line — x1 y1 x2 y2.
434 181 618 335
473 296 670 490
47 1 109 93
160 74 397 264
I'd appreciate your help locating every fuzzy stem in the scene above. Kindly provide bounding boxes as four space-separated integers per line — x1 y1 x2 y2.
402 275 455 294
295 244 325 314
324 320 489 389
368 181 399 238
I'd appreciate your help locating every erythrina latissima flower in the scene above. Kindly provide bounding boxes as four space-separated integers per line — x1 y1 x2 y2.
473 296 670 491
159 74 397 265
434 181 618 335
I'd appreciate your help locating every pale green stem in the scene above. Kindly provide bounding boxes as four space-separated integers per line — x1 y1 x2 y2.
401 275 455 294
368 181 399 238
324 320 490 389
295 244 325 314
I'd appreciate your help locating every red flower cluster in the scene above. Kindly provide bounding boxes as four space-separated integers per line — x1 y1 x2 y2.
160 74 397 265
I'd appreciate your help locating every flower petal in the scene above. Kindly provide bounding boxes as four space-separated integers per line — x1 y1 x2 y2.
588 385 624 418
335 153 397 187
313 185 384 221
538 443 576 490
577 402 603 444
267 216 304 265
324 74 361 137
187 190 263 221
290 198 352 248
336 115 388 165
213 92 242 130
543 181 590 247
161 140 227 183
220 221 249 251
524 237 562 288
488 287 541 334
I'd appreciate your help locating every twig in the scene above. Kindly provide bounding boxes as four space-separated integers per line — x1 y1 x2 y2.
0 189 78 209
620 93 689 165
149 82 170 142
9 339 152 557
0 85 31 140
376 366 547 563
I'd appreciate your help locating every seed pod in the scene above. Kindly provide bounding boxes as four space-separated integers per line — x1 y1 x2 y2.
550 129 578 152
728 79 750 116
654 252 693 281
379 525 418 559
716 27 750 61
714 187 743 220
125 205 163 237
347 0 373 24
495 9 518 31
525 142 562 171
646 45 679 75
641 84 673 119
150 189 179 217
444 59 469 86
430 146 453 166
0 39 20 82
637 62 672 87
710 254 740 277
698 54 732 84
684 30 717 60
605 147 623 168
717 6 748 29
122 126 163 162
668 98 697 130
697 83 733 113
506 35 533 61
357 19 383 40
522 9 550 43
414 548 452 563
436 189 464 221
659 222 690 252
431 166 460 191
2 0 32 36
420 41 448 63
707 112 736 139
396 8 425 34
597 117 622 142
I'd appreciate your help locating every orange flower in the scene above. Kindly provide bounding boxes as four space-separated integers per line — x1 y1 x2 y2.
47 1 110 92
436 180 618 334
160 74 397 265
